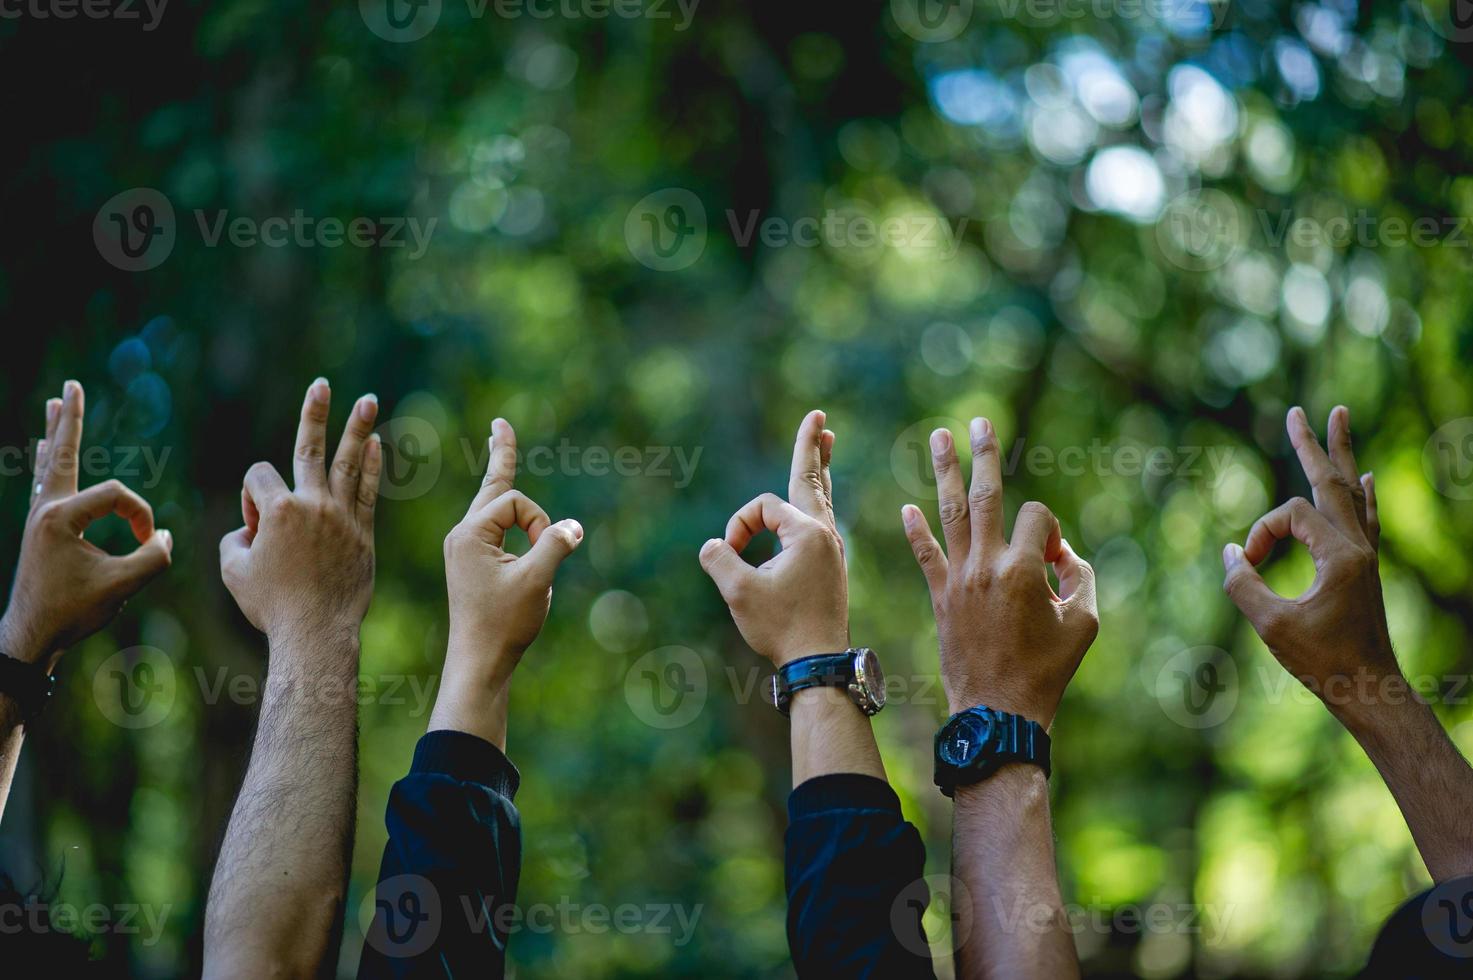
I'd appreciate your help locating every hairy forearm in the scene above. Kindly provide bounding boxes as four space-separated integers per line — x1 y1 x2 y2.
789 687 885 788
1344 697 1473 881
204 631 361 979
952 766 1078 980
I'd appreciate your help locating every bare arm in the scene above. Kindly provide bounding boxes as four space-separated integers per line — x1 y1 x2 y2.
1223 406 1473 881
204 379 381 979
699 410 884 786
0 381 171 822
902 418 1099 980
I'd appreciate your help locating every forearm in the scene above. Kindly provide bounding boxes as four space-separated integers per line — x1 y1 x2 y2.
952 766 1078 980
0 698 21 824
204 630 362 979
788 686 885 788
1342 697 1473 881
427 638 512 751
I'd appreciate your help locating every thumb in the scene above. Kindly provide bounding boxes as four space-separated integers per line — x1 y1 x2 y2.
523 519 583 580
1221 543 1284 630
699 537 752 603
110 529 173 594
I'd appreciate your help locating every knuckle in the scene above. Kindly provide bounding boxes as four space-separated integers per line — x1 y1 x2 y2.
939 499 968 529
968 482 1000 507
295 443 325 464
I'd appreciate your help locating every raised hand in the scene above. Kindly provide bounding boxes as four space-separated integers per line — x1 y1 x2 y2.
218 377 380 641
1221 406 1394 712
698 410 848 667
901 417 1097 725
430 417 583 748
1 380 173 671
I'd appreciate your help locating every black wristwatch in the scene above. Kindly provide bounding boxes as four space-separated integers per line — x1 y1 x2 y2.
769 648 886 717
0 653 55 725
933 705 1050 797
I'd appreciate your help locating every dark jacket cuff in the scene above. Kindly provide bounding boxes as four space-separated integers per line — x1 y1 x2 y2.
789 773 903 821
411 730 521 800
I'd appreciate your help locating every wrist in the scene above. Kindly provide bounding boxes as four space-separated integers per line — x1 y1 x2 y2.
944 681 1054 727
265 621 362 665
0 609 52 669
445 631 521 689
770 627 850 668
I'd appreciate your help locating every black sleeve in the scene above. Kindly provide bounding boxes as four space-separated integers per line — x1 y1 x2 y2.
357 730 523 980
1360 874 1473 979
784 773 937 979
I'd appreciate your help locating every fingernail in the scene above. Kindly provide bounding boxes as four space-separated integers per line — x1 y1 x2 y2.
901 505 917 526
813 409 826 426
1222 543 1242 569
701 538 722 554
1290 406 1306 423
46 399 60 423
969 418 984 442
312 377 330 402
930 428 951 452
358 394 378 420
64 380 79 398
565 519 584 540
160 529 173 551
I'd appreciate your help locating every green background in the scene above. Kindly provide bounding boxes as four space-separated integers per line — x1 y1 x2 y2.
2 0 1473 975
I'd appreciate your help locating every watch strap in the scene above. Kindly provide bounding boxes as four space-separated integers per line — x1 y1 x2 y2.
771 652 854 716
0 653 55 725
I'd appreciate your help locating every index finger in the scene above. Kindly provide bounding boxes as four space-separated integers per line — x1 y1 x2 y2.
724 492 813 553
1287 407 1360 535
1242 496 1338 565
54 479 156 543
466 488 551 550
467 418 519 516
40 380 83 500
293 377 332 493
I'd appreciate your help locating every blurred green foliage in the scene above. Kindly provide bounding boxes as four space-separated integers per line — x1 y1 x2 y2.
3 0 1473 976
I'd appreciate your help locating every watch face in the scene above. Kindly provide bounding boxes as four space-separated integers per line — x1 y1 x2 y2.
939 711 994 767
852 648 886 710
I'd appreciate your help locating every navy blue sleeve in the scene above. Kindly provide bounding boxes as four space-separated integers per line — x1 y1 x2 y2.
784 773 937 979
1360 874 1473 978
357 730 522 980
